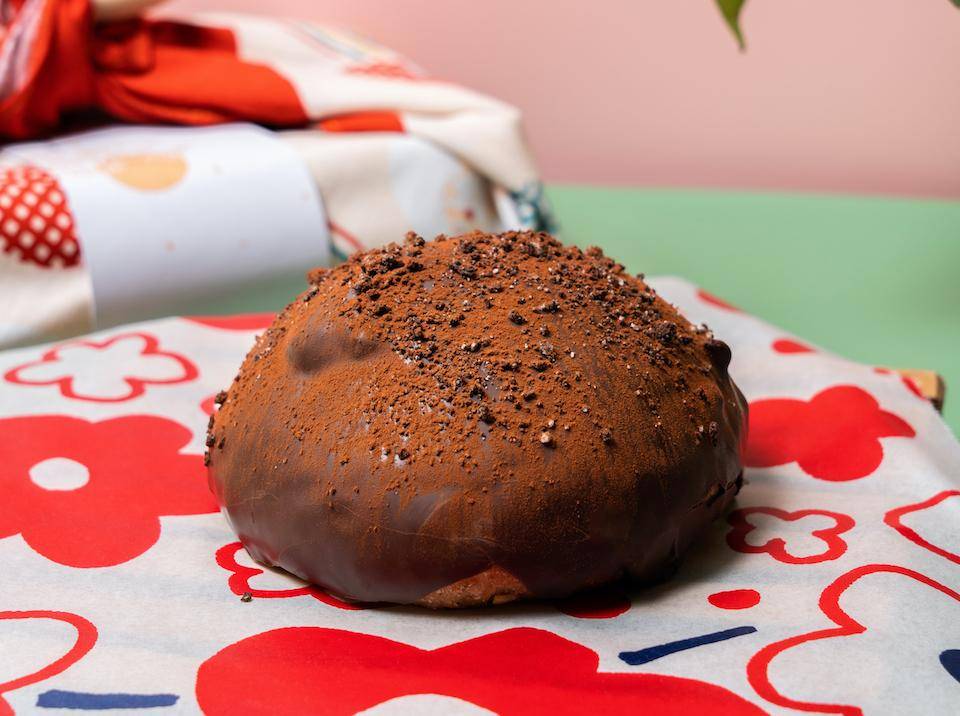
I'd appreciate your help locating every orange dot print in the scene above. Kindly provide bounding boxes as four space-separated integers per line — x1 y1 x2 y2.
98 154 188 191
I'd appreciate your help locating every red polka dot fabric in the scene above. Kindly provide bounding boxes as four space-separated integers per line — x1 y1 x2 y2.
0 165 80 269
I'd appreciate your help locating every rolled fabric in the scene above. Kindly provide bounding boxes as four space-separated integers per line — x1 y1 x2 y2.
0 2 552 347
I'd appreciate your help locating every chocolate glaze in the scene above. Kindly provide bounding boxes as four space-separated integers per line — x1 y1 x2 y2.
207 231 747 607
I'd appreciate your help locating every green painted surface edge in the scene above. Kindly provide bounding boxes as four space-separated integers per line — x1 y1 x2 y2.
546 184 960 433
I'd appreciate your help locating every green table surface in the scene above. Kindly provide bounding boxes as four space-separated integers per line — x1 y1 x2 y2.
204 186 960 434
552 186 960 435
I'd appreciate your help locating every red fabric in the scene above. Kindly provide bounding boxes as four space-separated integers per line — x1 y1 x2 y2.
0 0 308 139
318 111 404 133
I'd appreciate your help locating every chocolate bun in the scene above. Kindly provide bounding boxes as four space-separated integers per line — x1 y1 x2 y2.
207 231 747 608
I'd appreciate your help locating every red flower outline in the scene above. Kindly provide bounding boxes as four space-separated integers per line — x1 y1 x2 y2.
745 385 915 481
697 289 741 312
747 564 960 715
0 415 217 567
215 542 363 610
0 610 97 716
884 490 960 565
197 626 765 715
727 507 855 564
4 332 197 403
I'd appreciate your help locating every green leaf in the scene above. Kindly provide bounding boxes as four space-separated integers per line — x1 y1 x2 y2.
715 0 955 49
716 0 747 50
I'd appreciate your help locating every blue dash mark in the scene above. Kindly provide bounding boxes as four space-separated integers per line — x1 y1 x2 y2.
37 690 179 709
940 649 960 683
619 625 757 666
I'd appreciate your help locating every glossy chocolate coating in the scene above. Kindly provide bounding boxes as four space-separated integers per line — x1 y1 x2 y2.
207 232 747 607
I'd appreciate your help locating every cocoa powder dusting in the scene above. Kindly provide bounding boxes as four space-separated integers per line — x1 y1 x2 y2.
206 231 747 607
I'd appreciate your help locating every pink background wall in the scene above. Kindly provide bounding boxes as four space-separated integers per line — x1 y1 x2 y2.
169 0 960 198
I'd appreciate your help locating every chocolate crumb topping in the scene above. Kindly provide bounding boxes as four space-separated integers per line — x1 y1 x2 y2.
207 231 747 608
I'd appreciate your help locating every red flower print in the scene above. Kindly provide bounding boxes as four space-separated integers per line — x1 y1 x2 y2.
0 610 97 716
708 589 761 610
885 490 960 566
747 564 960 715
215 542 363 610
183 314 275 331
745 386 914 481
727 507 855 564
697 289 741 312
772 339 814 354
4 332 197 402
197 626 764 715
0 415 216 567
